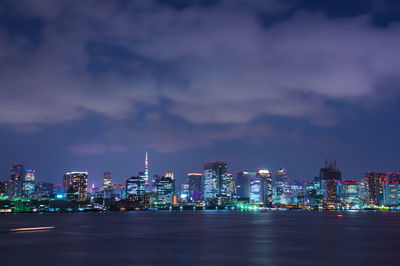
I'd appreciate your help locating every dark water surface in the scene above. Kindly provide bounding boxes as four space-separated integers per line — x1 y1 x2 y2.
0 211 399 265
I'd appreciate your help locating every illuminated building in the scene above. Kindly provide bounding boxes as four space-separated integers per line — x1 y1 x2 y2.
126 172 146 196
258 169 273 206
339 180 360 208
103 172 113 191
112 183 126 200
226 173 236 197
236 171 256 199
153 173 175 204
249 175 262 203
382 182 399 206
8 163 25 197
187 173 203 202
35 182 54 198
249 169 272 205
320 161 342 209
383 183 400 206
274 168 290 205
291 184 306 206
22 169 35 197
203 161 228 200
180 184 189 202
387 172 400 183
63 172 88 201
365 172 385 206
144 152 150 192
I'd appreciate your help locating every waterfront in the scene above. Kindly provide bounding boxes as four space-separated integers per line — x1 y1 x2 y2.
1 211 399 265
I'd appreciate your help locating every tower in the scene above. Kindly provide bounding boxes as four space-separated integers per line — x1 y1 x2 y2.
144 152 149 192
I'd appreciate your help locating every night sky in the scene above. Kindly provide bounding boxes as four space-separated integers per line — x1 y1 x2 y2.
1 0 400 186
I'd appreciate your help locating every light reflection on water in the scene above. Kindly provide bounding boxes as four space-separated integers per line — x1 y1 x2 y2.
1 211 399 265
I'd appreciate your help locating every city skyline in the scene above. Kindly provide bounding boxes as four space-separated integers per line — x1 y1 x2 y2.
1 1 400 187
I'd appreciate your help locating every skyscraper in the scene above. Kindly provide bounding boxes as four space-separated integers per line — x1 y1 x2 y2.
383 183 400 206
153 173 175 204
339 180 360 208
249 169 272 205
274 168 290 205
320 161 342 209
8 163 25 197
258 169 273 206
126 172 146 196
365 171 385 206
203 161 228 200
63 172 88 201
144 152 150 192
22 169 35 197
187 173 203 202
103 172 112 190
236 171 256 199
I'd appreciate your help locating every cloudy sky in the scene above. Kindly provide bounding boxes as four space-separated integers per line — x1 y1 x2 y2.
1 0 400 185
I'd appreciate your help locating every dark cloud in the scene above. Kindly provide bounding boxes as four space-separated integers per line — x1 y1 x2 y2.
0 0 400 170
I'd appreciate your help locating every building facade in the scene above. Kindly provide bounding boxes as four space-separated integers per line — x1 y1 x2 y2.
63 172 88 201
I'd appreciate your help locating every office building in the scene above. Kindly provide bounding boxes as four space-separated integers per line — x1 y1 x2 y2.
187 173 203 202
365 172 385 206
274 168 290 204
103 172 113 191
22 169 36 197
203 161 228 200
383 183 400 206
8 163 25 197
153 173 175 204
126 172 146 197
63 172 88 201
236 171 256 199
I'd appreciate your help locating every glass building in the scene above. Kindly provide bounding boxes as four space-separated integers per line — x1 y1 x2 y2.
383 183 400 206
153 173 175 204
22 169 36 197
203 161 228 200
126 172 146 197
339 180 360 208
187 173 203 202
249 169 272 205
103 172 113 191
365 171 385 206
274 168 290 205
236 171 256 199
63 172 88 201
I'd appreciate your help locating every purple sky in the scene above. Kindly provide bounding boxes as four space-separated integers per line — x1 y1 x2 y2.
1 0 400 186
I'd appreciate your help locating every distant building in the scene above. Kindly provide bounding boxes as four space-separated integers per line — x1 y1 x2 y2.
274 168 290 205
236 171 256 199
320 161 342 209
339 180 360 208
187 173 203 202
249 169 272 205
8 163 25 197
365 172 385 206
387 172 400 183
103 172 113 191
383 183 400 206
112 183 126 201
153 173 175 204
203 161 228 200
0 181 7 196
180 184 189 202
35 182 55 198
22 169 35 197
126 172 146 197
63 172 88 201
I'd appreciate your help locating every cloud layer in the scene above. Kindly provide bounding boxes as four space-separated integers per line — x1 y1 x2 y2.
1 0 400 152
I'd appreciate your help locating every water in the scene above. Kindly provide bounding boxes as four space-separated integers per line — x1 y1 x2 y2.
0 211 399 265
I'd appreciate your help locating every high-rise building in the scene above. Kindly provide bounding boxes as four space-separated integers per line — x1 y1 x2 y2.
365 171 385 206
383 183 400 206
35 182 55 198
8 163 25 197
103 172 113 191
153 173 175 204
249 169 272 205
187 173 203 202
339 180 360 208
274 168 290 205
63 172 88 201
144 152 150 192
203 161 228 200
22 169 35 197
180 184 190 202
320 161 342 209
387 172 400 183
258 169 273 206
236 171 256 199
126 172 146 197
